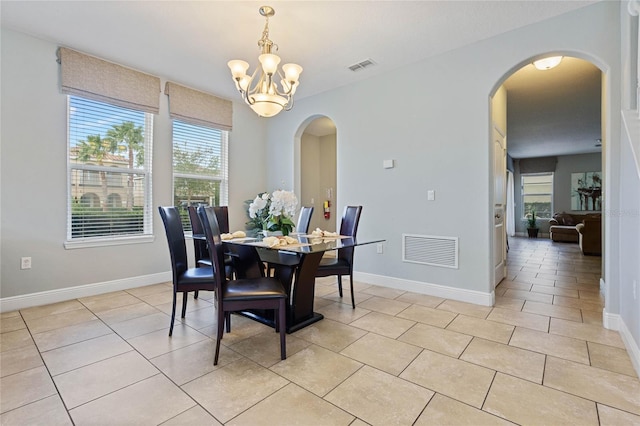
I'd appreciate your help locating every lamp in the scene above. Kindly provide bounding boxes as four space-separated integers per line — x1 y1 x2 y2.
228 6 302 118
533 56 563 71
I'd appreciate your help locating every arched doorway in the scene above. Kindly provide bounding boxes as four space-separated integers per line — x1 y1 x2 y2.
490 54 606 302
295 116 337 232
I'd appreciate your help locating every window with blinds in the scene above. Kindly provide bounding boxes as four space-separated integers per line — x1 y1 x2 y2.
521 172 553 219
66 96 153 246
172 120 228 231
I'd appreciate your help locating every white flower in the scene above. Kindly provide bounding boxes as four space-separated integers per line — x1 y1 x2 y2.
249 195 268 219
247 190 298 234
269 190 298 219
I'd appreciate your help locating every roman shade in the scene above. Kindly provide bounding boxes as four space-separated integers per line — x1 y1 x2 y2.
58 47 160 114
165 82 233 131
518 156 558 174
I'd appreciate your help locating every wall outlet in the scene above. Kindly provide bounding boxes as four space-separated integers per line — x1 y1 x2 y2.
633 279 638 300
376 243 384 254
21 257 32 270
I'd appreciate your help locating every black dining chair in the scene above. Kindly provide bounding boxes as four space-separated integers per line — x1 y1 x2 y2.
296 206 314 234
198 206 287 365
188 206 209 269
158 206 216 336
213 206 230 234
315 205 362 308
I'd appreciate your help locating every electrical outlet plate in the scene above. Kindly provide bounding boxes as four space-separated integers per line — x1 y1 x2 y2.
376 243 383 254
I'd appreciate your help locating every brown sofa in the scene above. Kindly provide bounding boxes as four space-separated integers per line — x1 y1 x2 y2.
577 216 602 255
549 212 584 242
548 212 601 247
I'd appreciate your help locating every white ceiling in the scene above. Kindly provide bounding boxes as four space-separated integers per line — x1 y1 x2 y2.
1 0 601 156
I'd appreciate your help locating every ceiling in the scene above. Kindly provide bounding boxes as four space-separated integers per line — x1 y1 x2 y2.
1 1 601 156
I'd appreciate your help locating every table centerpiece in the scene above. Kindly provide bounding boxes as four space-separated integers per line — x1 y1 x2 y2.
247 190 298 236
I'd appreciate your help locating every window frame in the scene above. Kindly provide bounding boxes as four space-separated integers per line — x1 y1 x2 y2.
521 172 554 220
65 95 154 249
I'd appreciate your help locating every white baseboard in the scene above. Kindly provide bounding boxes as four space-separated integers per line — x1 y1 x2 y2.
0 272 171 313
604 308 640 379
354 271 494 306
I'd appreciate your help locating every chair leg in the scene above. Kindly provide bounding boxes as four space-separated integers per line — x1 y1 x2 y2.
337 275 343 297
181 292 188 318
278 299 286 360
214 308 225 365
349 272 356 309
225 312 231 333
169 291 177 336
194 290 199 299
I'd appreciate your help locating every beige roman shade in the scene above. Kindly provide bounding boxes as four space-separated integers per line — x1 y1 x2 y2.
165 82 232 131
58 47 160 114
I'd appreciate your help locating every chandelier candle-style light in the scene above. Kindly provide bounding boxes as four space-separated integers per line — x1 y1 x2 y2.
228 6 302 118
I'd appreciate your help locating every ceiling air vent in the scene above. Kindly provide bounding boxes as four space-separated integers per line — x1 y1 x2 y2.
348 59 376 72
402 234 459 269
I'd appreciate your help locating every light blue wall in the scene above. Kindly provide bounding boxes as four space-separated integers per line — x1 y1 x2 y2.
263 1 622 296
0 28 267 298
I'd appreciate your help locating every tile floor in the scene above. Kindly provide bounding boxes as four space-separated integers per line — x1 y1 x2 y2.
1 237 639 425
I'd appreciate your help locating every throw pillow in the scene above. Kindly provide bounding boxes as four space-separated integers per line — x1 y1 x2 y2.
554 213 567 225
563 215 576 226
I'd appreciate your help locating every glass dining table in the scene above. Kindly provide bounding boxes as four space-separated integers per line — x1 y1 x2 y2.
223 233 383 333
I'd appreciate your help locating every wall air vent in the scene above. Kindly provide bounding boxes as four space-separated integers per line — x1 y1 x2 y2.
402 234 459 269
348 59 376 72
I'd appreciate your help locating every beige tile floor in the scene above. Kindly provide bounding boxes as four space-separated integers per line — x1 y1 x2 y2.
1 237 639 425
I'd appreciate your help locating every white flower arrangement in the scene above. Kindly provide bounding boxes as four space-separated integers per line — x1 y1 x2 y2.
248 190 299 236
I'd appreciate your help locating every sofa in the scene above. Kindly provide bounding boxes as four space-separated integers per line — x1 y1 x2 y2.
548 212 601 247
577 216 602 255
549 212 584 242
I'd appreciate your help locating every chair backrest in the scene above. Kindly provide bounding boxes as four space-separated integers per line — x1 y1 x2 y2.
188 205 210 263
197 206 226 290
338 205 362 262
296 206 314 234
158 206 189 283
187 206 205 235
213 206 230 234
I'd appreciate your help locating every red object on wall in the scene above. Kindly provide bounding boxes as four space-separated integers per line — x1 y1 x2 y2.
324 200 331 219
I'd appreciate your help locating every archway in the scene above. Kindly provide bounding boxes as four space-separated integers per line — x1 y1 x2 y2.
294 115 337 232
490 53 608 306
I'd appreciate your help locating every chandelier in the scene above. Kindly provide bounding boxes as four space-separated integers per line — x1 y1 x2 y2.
227 6 302 118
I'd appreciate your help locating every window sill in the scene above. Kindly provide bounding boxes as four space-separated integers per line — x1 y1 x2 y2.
64 235 155 250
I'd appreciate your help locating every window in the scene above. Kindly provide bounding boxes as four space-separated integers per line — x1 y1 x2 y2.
67 96 153 246
172 120 228 231
521 173 553 218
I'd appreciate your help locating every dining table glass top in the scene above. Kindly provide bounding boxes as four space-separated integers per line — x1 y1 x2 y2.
222 233 383 254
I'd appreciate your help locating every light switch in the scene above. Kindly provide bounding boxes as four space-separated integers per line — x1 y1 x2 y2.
383 159 394 169
427 190 435 201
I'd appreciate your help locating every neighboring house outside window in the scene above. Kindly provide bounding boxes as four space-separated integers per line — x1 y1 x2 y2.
521 172 553 219
172 120 228 231
67 96 153 247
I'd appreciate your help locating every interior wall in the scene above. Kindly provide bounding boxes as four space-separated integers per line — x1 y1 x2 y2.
264 1 622 298
300 133 321 227
0 27 267 299
318 133 337 233
300 131 337 233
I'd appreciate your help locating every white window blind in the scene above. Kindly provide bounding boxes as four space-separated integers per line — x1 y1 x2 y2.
66 96 153 247
521 172 553 219
172 120 229 232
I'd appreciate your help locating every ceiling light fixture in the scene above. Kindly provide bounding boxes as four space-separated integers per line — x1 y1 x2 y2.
533 56 563 71
227 6 302 118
